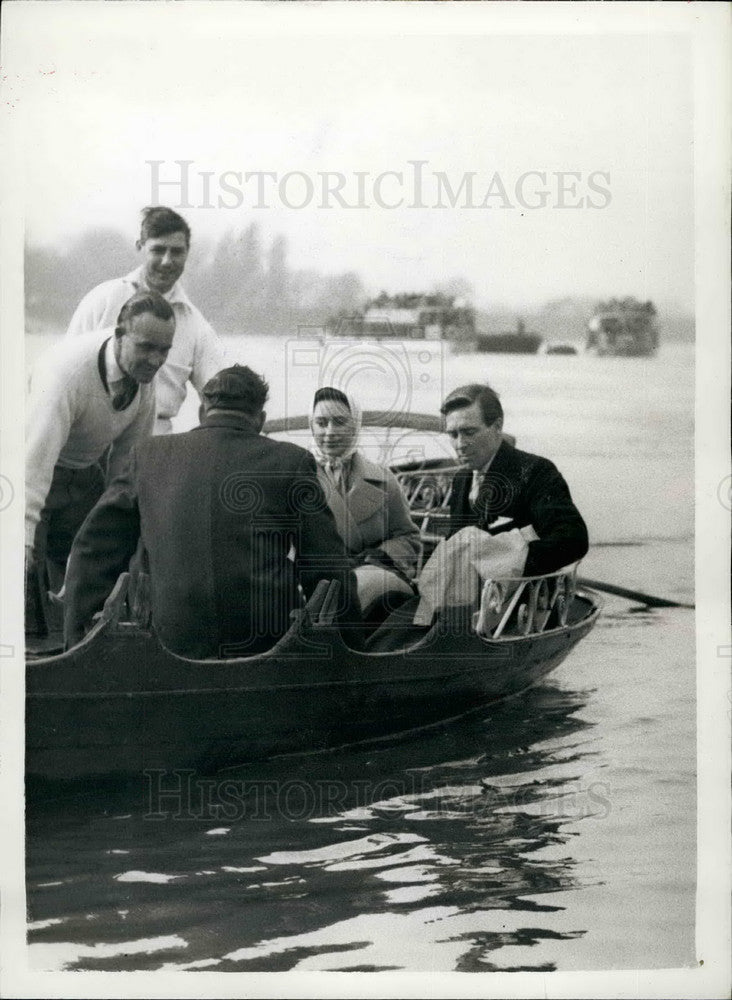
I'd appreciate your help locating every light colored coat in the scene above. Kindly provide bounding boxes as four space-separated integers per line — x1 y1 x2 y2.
317 452 421 581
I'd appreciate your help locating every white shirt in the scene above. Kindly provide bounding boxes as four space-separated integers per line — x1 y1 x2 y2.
66 266 227 432
468 453 497 506
25 329 156 546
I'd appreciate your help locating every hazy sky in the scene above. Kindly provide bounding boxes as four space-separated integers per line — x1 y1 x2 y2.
4 4 698 309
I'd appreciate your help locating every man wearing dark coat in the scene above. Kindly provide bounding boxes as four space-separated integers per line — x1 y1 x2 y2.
442 383 589 576
367 382 588 652
64 366 359 658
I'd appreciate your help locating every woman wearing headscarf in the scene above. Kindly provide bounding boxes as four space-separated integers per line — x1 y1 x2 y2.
309 387 421 618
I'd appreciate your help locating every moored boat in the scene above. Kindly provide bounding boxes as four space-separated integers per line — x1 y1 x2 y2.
586 298 660 356
475 328 543 354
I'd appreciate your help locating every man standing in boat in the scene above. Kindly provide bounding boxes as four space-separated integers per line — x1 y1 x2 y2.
63 365 361 658
25 290 176 636
66 206 227 434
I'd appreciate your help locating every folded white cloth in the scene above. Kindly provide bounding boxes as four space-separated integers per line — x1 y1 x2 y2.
354 564 413 616
413 525 538 625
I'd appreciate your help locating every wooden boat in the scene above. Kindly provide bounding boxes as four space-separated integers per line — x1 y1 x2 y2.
26 414 601 782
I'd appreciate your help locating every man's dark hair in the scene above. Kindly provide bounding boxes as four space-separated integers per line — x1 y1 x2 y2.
440 383 503 426
139 206 191 246
201 365 270 416
115 290 175 337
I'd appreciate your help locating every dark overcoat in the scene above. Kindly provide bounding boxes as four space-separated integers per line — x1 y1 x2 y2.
448 440 589 576
64 411 356 658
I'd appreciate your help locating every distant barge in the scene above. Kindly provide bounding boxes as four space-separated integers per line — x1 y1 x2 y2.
587 299 659 357
475 320 542 355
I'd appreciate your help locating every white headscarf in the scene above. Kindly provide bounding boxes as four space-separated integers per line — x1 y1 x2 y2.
309 388 363 493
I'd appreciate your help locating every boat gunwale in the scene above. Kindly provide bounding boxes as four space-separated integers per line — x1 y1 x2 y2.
26 591 600 683
264 411 446 435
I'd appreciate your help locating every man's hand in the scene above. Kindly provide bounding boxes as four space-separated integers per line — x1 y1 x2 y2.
25 544 38 599
25 544 49 638
360 548 391 570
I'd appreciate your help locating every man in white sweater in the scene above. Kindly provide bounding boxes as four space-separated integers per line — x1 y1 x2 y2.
66 206 226 434
26 290 175 634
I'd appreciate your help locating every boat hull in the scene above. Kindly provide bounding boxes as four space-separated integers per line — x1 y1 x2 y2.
26 595 599 781
475 333 543 354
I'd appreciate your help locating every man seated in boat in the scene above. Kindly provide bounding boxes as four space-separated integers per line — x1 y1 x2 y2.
63 365 362 659
444 381 587 558
368 383 588 648
25 290 176 638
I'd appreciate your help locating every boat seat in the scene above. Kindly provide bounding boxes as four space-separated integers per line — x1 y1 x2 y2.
355 565 414 614
360 587 415 627
364 596 430 653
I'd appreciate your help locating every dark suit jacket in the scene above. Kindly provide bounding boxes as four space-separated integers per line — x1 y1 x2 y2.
448 441 589 576
64 411 358 658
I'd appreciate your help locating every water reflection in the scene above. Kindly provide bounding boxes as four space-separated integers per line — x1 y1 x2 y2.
26 680 603 972
24 340 696 971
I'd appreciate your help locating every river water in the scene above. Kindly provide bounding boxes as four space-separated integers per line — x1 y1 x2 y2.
25 337 696 972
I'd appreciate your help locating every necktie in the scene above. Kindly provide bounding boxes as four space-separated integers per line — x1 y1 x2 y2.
110 375 139 412
325 460 346 496
469 470 483 509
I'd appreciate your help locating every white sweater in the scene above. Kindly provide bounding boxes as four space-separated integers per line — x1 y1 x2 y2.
66 267 227 430
25 329 156 546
